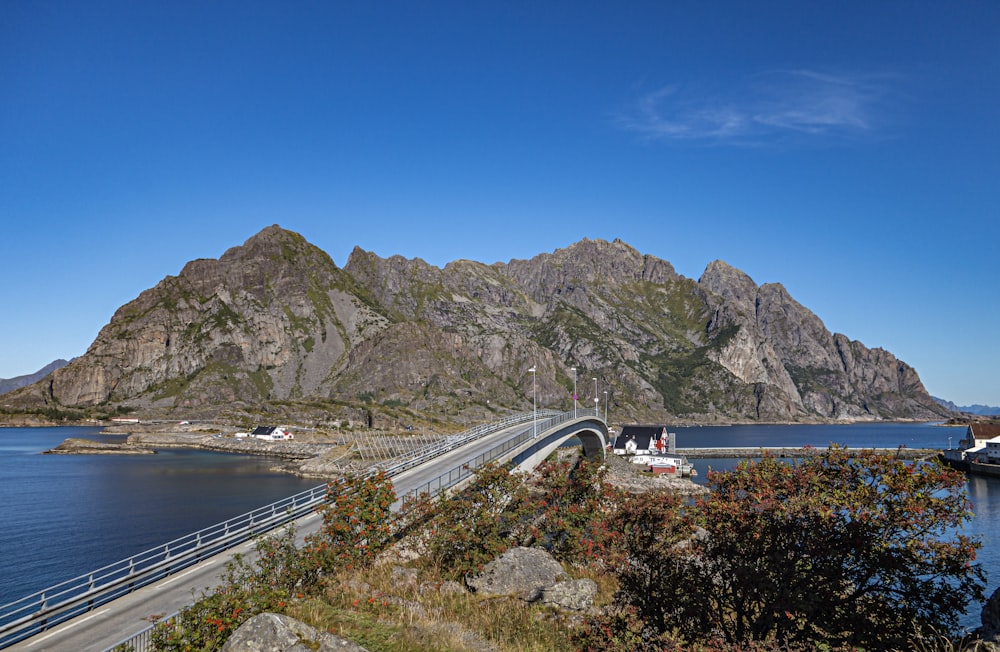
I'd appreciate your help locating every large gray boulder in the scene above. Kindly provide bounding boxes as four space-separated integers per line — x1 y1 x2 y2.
540 578 598 610
220 613 368 652
465 546 566 601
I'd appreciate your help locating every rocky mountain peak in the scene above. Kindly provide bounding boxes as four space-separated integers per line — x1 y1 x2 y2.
3 226 951 426
506 238 677 288
698 260 759 317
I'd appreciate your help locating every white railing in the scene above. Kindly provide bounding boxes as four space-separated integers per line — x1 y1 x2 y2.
102 409 603 652
0 411 549 649
375 410 561 477
0 482 328 650
398 409 601 503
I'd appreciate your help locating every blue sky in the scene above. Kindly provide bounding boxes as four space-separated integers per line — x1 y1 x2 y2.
2 2 998 406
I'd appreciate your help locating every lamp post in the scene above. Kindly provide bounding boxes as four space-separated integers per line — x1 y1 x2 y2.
604 390 608 421
593 378 598 416
529 366 537 438
571 367 577 418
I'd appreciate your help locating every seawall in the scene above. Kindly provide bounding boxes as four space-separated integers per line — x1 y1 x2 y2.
679 446 938 460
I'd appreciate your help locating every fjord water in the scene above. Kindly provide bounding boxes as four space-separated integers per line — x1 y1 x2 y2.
1 422 995 630
0 427 318 608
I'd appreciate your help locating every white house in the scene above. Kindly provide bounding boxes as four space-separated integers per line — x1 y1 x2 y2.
236 426 295 441
983 436 1000 463
944 424 1000 463
612 425 675 456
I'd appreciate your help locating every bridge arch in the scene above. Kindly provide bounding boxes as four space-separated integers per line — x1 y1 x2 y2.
508 416 607 473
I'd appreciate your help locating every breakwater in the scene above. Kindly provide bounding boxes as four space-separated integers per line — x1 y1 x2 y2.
680 446 938 460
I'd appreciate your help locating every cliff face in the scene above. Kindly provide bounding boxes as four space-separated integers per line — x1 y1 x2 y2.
21 227 389 414
4 226 951 425
698 261 944 420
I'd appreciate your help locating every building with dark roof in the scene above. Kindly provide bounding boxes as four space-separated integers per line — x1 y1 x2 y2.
612 424 674 455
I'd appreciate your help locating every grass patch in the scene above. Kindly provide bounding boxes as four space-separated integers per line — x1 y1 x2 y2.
285 562 588 652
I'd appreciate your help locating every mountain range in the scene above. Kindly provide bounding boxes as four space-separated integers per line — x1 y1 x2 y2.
1 226 953 427
0 359 71 396
933 397 1000 417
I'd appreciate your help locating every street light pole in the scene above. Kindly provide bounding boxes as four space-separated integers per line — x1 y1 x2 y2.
604 390 608 421
571 367 577 418
529 366 537 438
593 378 598 416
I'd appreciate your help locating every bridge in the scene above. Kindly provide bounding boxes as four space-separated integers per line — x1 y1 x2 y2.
0 410 607 651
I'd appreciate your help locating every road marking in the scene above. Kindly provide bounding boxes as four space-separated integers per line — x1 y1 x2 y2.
27 608 111 646
157 560 214 588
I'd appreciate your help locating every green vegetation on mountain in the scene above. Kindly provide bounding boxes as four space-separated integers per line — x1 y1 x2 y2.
1 225 952 427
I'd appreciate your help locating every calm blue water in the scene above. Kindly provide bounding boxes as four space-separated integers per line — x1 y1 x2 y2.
674 421 956 451
675 421 961 481
0 427 319 607
1 423 995 631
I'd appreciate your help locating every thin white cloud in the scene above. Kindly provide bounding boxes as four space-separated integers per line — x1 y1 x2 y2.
618 70 894 145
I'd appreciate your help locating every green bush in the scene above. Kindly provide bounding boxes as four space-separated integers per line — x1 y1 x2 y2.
421 462 533 578
152 471 397 650
305 470 397 575
589 446 986 650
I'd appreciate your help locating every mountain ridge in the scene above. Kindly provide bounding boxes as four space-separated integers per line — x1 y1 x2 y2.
0 359 72 396
933 397 1000 416
1 225 952 427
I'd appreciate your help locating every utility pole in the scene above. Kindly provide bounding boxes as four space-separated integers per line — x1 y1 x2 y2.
529 366 537 438
593 378 598 416
571 367 577 418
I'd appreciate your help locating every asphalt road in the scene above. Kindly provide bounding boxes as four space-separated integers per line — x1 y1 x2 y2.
7 421 535 652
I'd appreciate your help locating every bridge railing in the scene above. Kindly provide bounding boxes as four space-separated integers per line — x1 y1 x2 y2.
0 411 548 650
101 409 602 651
399 409 601 502
0 481 330 650
373 410 558 478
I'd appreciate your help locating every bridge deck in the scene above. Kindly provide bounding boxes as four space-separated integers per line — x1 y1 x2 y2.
3 411 606 652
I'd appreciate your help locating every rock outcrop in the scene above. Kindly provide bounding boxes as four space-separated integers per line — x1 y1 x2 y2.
602 450 708 496
540 578 598 611
220 613 368 652
465 546 567 601
2 226 952 426
977 586 1000 646
43 438 155 455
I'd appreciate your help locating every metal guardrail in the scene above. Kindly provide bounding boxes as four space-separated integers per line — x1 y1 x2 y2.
372 410 558 478
0 483 329 650
399 409 601 502
104 612 177 652
0 411 548 650
101 409 603 652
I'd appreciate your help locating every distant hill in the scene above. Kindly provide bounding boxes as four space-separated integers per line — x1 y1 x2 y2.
0 359 71 395
933 397 1000 416
2 226 954 427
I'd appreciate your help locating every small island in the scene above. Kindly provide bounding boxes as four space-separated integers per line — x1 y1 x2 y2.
43 438 156 455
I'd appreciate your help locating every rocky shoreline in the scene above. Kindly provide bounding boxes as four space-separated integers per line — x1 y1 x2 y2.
43 437 156 455
600 450 708 496
43 419 939 495
43 425 387 480
45 425 711 494
124 432 329 459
